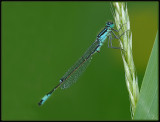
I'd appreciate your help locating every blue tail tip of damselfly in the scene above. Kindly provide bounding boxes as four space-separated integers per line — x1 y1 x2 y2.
38 100 43 106
38 94 51 106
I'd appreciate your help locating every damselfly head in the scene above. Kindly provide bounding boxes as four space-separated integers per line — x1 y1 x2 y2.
106 22 114 28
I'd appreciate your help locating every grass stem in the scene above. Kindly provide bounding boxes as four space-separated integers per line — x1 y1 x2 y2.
112 2 139 118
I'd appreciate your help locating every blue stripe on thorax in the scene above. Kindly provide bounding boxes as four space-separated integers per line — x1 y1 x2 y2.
96 28 111 52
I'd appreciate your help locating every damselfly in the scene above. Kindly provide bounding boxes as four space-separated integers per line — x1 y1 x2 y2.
38 21 124 106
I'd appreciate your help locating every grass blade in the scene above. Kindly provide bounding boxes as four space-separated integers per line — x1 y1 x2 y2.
133 32 158 120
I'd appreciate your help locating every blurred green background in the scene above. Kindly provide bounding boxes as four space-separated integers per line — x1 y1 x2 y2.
2 1 158 120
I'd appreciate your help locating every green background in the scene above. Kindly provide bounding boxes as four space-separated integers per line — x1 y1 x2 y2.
2 1 158 120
